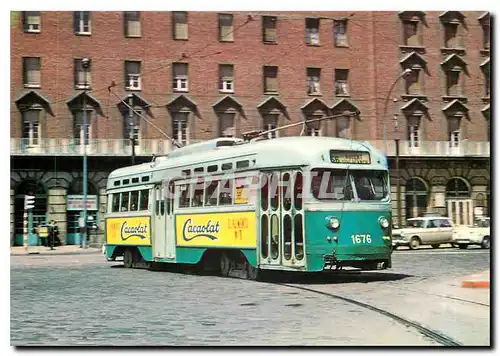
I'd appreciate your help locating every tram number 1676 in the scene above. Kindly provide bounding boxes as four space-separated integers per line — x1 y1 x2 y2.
351 234 372 244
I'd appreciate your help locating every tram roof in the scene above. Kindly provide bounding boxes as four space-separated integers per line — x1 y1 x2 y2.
108 136 386 181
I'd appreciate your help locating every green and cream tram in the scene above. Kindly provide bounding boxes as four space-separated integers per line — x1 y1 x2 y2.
104 136 393 279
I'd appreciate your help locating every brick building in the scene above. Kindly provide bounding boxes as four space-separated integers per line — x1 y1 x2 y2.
10 11 490 246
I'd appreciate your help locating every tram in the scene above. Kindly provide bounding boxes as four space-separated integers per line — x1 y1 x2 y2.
104 135 393 280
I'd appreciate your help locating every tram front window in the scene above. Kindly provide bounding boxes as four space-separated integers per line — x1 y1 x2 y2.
311 169 388 201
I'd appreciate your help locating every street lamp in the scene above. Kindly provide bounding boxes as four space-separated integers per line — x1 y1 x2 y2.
383 68 413 154
393 112 403 227
81 57 91 249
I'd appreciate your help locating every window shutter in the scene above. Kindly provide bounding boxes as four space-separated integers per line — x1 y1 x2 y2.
174 63 188 77
25 58 40 85
220 64 233 80
264 66 277 92
74 12 80 32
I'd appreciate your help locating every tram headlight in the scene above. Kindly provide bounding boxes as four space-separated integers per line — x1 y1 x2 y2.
379 217 389 229
326 216 340 230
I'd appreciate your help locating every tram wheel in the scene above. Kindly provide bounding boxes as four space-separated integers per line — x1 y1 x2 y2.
220 252 231 277
123 248 134 268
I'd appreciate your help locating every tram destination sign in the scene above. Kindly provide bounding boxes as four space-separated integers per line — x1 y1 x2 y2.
330 150 371 164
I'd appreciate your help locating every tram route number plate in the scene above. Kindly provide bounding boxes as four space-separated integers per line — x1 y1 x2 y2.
351 234 372 244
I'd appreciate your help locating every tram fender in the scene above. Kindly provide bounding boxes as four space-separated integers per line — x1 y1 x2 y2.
241 249 257 267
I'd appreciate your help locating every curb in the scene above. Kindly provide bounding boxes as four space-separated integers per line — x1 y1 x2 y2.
461 271 490 288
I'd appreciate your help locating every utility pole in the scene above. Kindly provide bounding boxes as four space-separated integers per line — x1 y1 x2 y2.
81 57 91 249
128 94 136 165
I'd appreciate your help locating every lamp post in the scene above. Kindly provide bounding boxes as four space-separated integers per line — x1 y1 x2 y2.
128 94 136 165
393 112 402 227
81 57 90 249
383 68 413 154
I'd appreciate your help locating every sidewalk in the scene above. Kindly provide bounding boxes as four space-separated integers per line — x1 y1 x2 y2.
10 245 102 256
462 270 490 288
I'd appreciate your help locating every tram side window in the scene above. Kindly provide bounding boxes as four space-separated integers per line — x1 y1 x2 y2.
111 194 120 212
205 179 219 206
121 192 130 211
130 191 139 211
219 178 233 205
179 184 191 208
192 179 204 207
139 189 149 211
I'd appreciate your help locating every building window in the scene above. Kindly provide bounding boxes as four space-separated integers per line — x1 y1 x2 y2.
306 115 322 136
23 57 41 87
262 16 277 43
407 116 421 148
173 63 188 92
446 70 462 96
173 112 189 145
443 23 459 48
263 66 278 93
263 114 278 138
219 113 236 138
22 110 40 146
482 24 490 49
23 11 41 33
402 20 420 46
405 68 422 95
334 69 349 96
219 64 234 93
306 18 320 45
448 118 461 148
74 11 91 34
74 58 91 89
219 14 233 42
336 116 351 138
123 111 140 146
73 110 91 145
124 11 141 37
333 20 348 47
125 61 141 90
173 11 188 40
307 68 321 95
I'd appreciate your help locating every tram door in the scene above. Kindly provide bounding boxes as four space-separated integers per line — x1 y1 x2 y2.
259 171 305 268
153 182 176 259
153 184 167 258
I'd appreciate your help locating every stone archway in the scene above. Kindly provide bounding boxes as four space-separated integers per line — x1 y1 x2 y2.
405 177 429 219
13 180 47 246
66 178 99 245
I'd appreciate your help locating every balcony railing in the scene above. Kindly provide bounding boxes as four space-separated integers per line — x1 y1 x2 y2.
368 140 490 158
10 138 490 158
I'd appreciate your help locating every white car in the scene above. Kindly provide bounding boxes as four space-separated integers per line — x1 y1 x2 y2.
392 216 454 250
452 217 490 249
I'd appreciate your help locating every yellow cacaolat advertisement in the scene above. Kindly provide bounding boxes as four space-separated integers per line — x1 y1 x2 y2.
106 217 151 245
176 212 257 248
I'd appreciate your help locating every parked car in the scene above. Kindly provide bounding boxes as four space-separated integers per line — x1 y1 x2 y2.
392 216 454 250
452 217 490 249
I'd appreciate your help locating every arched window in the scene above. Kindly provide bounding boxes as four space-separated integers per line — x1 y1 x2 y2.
445 177 470 198
405 177 428 219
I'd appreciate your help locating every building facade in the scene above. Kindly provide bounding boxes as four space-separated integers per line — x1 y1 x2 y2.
10 11 490 246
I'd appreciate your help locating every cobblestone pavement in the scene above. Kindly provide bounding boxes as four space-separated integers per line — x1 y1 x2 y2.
10 246 489 346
